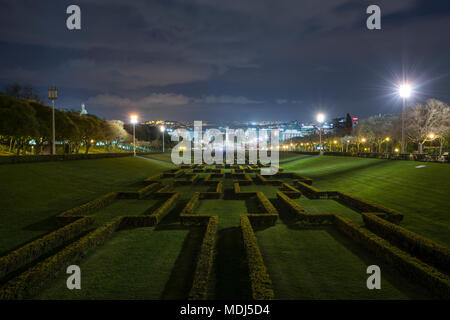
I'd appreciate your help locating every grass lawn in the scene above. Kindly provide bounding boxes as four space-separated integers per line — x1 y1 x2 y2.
36 226 203 299
193 199 251 299
141 152 174 163
256 223 432 299
0 157 173 255
195 199 247 229
284 156 450 246
240 185 281 199
90 199 161 226
294 198 364 224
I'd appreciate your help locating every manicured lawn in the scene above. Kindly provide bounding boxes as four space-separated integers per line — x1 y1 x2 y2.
90 199 161 226
256 223 431 299
295 198 364 224
195 199 247 229
0 157 173 255
36 226 203 299
284 156 450 246
240 185 281 199
141 152 174 163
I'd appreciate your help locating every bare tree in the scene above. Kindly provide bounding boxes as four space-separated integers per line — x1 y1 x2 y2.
406 99 450 154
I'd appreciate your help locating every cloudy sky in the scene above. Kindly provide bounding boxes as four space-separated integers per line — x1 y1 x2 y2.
1 0 450 122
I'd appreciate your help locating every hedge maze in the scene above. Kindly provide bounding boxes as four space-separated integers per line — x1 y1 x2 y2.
0 163 449 300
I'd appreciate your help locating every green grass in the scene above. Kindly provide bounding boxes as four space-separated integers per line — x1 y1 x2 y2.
141 152 174 163
36 226 203 299
90 199 161 226
195 199 247 229
0 157 173 255
284 156 450 246
256 223 431 299
295 198 364 224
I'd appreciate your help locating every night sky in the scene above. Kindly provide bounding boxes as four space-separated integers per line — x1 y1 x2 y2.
1 0 450 123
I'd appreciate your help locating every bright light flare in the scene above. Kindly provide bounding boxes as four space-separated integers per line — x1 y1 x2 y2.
130 114 138 124
316 113 325 123
160 125 166 132
428 133 435 139
398 83 412 98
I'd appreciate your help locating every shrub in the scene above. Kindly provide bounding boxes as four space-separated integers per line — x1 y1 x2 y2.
181 193 201 215
280 182 301 199
189 216 218 300
247 214 278 227
0 216 94 281
144 173 163 183
148 193 180 224
334 214 450 299
0 153 135 165
276 191 334 225
362 213 450 273
57 192 118 224
180 214 212 226
336 191 403 223
0 217 122 299
240 215 274 300
256 192 278 215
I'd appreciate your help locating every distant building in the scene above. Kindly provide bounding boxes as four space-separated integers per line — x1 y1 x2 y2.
80 103 88 115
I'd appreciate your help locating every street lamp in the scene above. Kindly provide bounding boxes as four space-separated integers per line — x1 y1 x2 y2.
385 137 390 153
130 114 138 156
160 125 166 152
398 83 412 153
317 113 325 154
48 87 58 155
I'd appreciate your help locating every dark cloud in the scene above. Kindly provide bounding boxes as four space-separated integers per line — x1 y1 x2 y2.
0 0 449 122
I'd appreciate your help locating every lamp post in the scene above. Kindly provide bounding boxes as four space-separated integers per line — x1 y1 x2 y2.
48 87 58 155
398 83 412 153
316 113 325 154
160 125 166 152
130 114 138 156
385 137 390 153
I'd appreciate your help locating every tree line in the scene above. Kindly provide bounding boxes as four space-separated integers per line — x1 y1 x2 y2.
292 99 450 155
0 92 131 155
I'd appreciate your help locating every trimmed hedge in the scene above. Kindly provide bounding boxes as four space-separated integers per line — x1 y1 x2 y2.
0 216 122 299
189 216 218 300
280 182 301 199
334 214 450 299
362 213 450 273
240 215 274 300
234 182 257 199
0 216 95 281
256 192 278 215
144 173 163 183
181 193 201 215
247 214 278 227
149 193 180 224
155 184 174 197
0 152 138 165
293 181 336 199
117 182 161 199
57 192 118 224
336 191 403 223
276 191 335 225
180 214 212 226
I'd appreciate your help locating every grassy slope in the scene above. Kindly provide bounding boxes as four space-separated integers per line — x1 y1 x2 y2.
283 156 450 246
256 224 431 299
37 226 203 299
0 157 173 255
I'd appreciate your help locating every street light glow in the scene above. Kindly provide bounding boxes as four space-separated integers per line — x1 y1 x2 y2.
428 133 435 139
130 114 138 124
398 83 412 98
316 113 325 123
160 125 165 132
